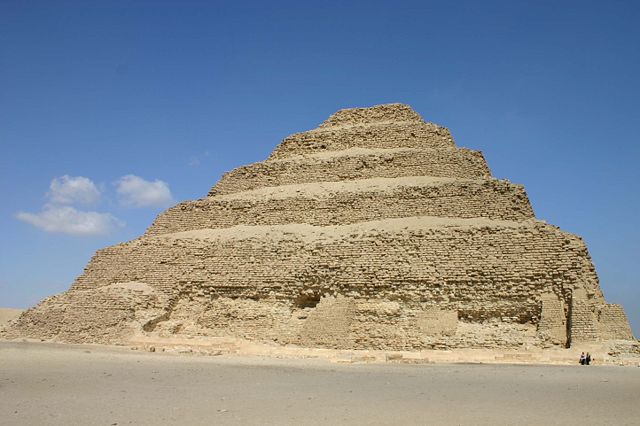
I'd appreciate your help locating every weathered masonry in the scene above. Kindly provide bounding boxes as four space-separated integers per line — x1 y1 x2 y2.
4 104 634 349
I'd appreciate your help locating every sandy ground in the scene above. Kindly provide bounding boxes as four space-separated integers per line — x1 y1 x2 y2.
1 341 639 425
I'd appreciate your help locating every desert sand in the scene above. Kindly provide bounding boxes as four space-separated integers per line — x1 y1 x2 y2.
1 341 639 425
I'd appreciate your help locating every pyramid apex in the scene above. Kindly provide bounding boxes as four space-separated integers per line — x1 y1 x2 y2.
318 103 424 128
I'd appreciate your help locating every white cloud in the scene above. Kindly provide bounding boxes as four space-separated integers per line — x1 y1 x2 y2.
47 175 101 205
16 205 124 236
116 174 174 208
188 150 210 167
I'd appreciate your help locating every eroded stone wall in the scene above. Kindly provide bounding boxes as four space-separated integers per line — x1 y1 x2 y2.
537 293 567 345
298 296 356 348
269 123 454 160
210 148 491 196
417 307 458 336
598 304 634 340
149 179 533 236
318 103 426 128
4 282 165 344
8 218 606 348
569 298 599 344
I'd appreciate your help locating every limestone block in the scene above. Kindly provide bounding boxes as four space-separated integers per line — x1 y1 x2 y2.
569 298 599 344
298 296 355 348
598 304 635 340
537 293 567 346
417 307 458 336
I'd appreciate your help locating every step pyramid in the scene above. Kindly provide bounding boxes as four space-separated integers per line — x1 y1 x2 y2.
4 104 634 349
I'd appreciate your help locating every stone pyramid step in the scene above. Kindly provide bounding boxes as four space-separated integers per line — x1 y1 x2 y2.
147 176 533 236
270 121 455 160
318 103 426 128
269 104 455 160
210 147 491 196
46 215 599 346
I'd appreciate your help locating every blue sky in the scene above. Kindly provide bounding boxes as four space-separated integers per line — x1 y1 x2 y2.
1 1 638 335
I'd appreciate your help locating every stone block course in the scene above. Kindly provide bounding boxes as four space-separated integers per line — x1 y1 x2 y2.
148 177 533 236
537 293 567 345
598 304 634 340
318 103 426 128
210 147 491 196
269 122 454 160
